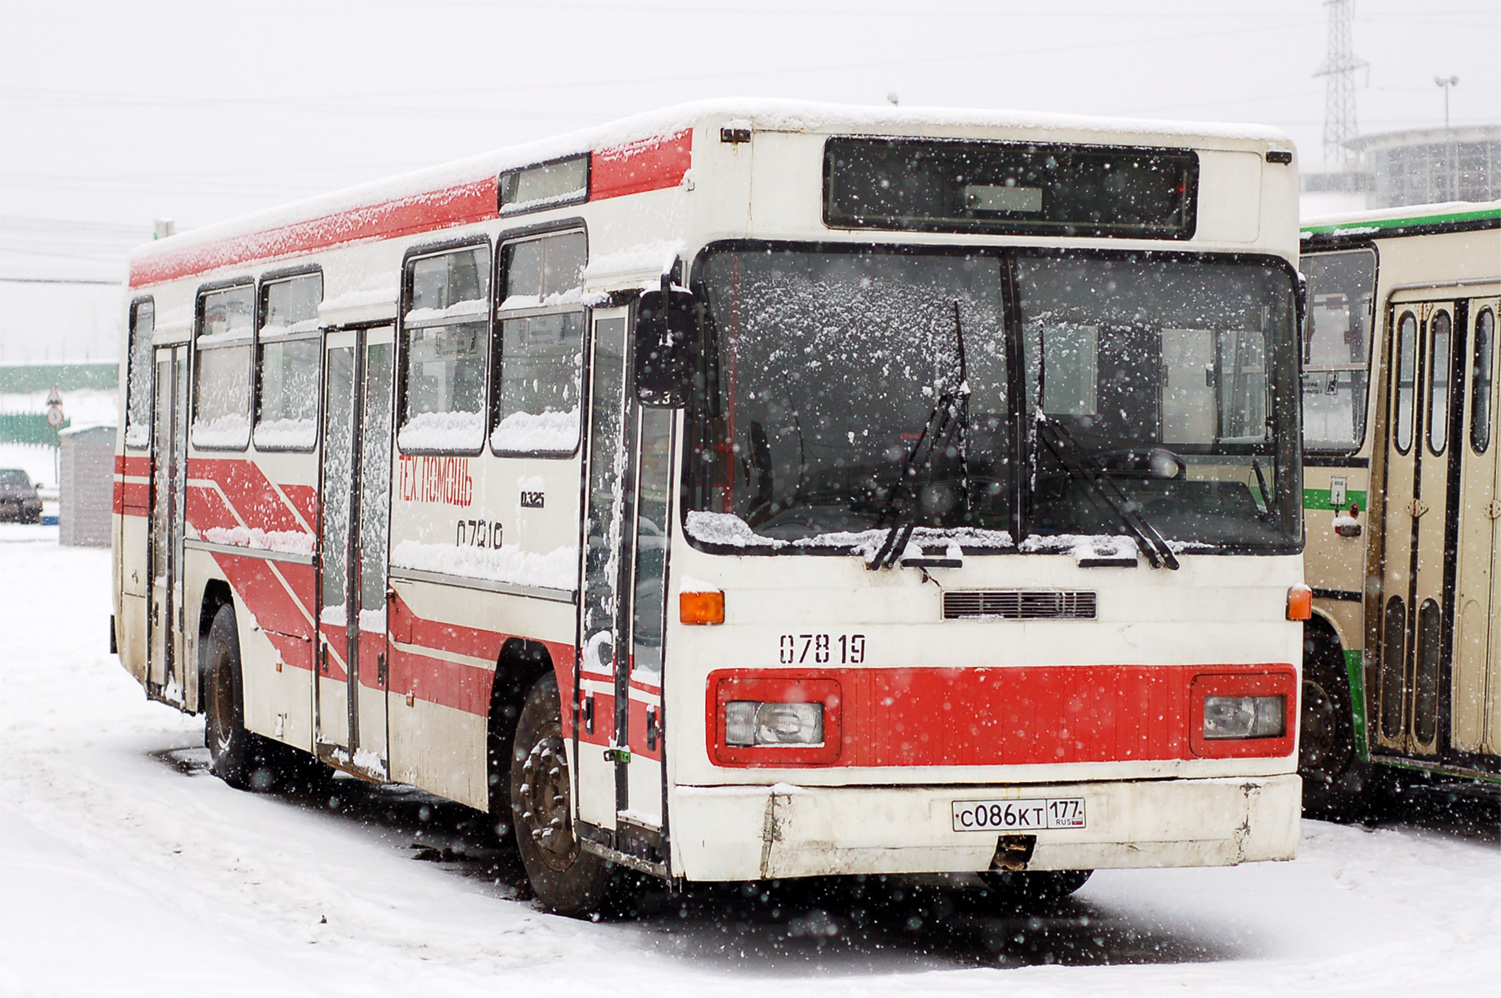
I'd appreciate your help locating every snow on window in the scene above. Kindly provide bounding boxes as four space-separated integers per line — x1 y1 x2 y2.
492 232 587 456
400 245 490 453
125 299 154 450
684 510 1014 554
262 273 321 330
493 313 584 455
357 607 387 634
390 540 578 592
319 603 348 627
504 231 585 302
256 335 320 450
499 154 588 213
491 407 581 453
404 297 488 325
191 411 251 450
253 417 318 450
397 410 484 451
194 285 255 450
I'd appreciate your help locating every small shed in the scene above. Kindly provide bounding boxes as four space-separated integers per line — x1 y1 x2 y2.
59 424 116 547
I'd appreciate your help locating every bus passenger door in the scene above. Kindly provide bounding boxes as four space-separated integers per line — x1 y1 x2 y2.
1408 302 1457 757
353 328 395 777
1453 299 1499 757
577 313 632 832
148 344 188 705
576 308 672 864
1376 300 1455 757
317 332 357 761
622 406 673 833
316 327 394 778
1375 305 1421 754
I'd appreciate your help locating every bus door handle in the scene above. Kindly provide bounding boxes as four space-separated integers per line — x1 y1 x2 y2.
646 706 660 751
582 694 595 734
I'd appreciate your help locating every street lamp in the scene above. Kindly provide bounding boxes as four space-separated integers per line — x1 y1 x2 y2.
1435 75 1459 199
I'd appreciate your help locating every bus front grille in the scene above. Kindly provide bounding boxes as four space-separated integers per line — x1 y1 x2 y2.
942 590 1097 621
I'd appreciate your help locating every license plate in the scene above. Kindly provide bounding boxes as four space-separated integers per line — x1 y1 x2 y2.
951 797 1086 832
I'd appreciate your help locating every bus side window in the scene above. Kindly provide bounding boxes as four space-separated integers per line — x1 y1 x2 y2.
1393 312 1417 453
125 298 155 449
492 230 587 457
398 243 491 453
255 272 323 451
1427 310 1451 455
1472 308 1494 454
192 284 255 450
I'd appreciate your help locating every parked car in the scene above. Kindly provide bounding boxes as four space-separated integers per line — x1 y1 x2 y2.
0 469 43 523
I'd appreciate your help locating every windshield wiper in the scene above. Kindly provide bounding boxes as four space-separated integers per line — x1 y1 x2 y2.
868 302 970 570
1034 416 1180 570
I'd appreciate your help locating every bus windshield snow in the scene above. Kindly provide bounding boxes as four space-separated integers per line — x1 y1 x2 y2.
686 245 1301 557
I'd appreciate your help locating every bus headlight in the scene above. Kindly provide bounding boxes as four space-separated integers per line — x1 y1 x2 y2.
1203 695 1286 739
725 701 824 746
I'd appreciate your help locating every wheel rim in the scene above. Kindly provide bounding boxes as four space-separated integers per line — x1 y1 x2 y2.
1300 678 1341 782
516 731 578 871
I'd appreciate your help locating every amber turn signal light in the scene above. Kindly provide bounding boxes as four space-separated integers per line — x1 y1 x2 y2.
680 589 725 625
1286 584 1313 621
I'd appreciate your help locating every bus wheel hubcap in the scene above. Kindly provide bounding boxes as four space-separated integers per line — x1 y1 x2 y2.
519 734 576 870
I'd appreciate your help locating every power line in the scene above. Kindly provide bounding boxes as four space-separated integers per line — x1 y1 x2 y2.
0 277 119 285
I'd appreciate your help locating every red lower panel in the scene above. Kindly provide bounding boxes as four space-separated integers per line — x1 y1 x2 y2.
707 664 1295 768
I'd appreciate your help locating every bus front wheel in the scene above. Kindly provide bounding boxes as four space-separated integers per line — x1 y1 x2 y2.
510 672 614 915
1299 631 1362 818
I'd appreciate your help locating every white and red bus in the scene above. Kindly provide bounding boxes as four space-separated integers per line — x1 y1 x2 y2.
113 100 1310 913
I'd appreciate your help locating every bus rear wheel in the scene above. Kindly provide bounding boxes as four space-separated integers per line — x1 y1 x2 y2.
204 604 261 789
510 672 614 915
203 603 313 793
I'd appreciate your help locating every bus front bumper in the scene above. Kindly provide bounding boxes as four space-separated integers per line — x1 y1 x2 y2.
669 774 1300 881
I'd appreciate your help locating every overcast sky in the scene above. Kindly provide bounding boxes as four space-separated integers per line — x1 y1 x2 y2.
1 0 1497 360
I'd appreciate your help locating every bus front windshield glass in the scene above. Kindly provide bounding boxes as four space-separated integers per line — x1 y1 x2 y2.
1300 248 1376 453
688 246 1301 555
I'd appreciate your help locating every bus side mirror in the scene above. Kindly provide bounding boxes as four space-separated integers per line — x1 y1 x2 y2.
635 287 698 407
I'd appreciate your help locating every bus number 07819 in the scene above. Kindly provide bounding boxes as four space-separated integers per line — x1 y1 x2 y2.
778 633 865 665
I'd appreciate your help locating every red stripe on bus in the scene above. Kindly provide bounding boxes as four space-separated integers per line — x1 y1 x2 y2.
318 622 350 682
128 178 499 288
279 483 319 528
209 553 316 672
116 454 149 477
124 132 690 288
708 664 1296 768
591 130 692 200
186 458 315 537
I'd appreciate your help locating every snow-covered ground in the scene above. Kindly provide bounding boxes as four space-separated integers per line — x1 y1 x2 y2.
2 527 1497 997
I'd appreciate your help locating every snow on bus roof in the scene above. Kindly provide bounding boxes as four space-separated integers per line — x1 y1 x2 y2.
128 97 1291 288
1301 199 1501 235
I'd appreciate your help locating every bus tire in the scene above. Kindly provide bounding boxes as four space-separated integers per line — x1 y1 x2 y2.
982 869 1092 902
203 603 279 792
510 671 614 915
1299 630 1361 818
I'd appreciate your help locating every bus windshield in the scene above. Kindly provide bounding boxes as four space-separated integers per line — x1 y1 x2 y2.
687 245 1301 556
1300 248 1377 453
